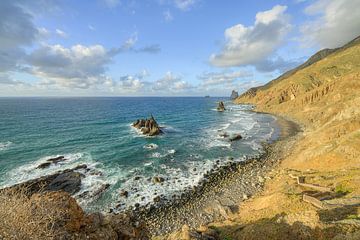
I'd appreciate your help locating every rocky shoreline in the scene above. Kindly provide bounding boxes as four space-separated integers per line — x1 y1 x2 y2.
0 113 301 239
122 115 301 237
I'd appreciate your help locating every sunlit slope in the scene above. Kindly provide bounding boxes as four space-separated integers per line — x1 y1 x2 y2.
235 37 360 171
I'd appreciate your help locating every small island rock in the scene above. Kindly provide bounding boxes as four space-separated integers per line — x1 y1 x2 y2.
132 115 163 136
217 101 226 112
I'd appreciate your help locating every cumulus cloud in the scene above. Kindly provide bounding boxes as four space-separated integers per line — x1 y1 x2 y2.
210 5 291 68
115 71 193 94
0 0 39 73
27 44 118 89
0 73 25 85
117 70 150 92
152 72 193 92
301 0 360 48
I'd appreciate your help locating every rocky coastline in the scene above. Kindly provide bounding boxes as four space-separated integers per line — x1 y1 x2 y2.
0 113 300 239
119 115 301 237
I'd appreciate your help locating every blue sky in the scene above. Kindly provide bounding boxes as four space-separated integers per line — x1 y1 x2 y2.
1 0 359 96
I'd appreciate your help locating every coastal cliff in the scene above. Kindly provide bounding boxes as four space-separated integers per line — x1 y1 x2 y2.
209 36 360 239
158 36 360 240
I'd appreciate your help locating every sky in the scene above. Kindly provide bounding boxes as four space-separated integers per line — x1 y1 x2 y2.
1 0 360 97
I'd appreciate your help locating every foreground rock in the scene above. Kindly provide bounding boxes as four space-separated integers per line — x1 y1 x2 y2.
230 90 239 100
2 165 90 196
217 101 226 112
132 115 163 136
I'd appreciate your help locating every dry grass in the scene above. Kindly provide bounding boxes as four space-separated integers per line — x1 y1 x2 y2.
0 187 67 240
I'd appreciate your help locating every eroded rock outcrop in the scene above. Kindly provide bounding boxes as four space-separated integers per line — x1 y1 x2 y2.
3 166 90 196
132 115 163 136
217 101 226 112
230 90 239 100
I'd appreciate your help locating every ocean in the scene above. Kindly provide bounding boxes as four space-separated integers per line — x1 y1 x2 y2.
0 97 279 211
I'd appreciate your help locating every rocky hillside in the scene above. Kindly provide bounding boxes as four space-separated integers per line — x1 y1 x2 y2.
225 36 360 239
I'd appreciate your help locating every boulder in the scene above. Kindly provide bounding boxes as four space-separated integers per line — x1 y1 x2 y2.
132 115 163 136
230 90 239 99
217 101 226 112
153 176 165 184
36 155 68 169
45 171 84 195
2 167 86 196
229 134 242 142
120 190 129 198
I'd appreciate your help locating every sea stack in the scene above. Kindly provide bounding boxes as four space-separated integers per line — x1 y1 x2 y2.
132 115 163 136
217 101 226 112
230 90 239 99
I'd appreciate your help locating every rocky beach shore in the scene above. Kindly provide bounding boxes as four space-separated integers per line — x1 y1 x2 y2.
127 115 301 237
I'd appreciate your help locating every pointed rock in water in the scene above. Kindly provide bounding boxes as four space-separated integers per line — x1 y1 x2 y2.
132 115 163 136
230 90 239 99
217 101 226 112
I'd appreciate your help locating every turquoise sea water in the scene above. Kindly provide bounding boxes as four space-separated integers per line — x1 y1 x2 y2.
0 97 279 211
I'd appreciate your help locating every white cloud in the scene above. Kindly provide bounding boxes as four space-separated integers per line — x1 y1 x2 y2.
210 5 291 68
118 34 161 54
174 0 198 11
122 34 138 50
301 0 360 48
55 29 67 38
27 44 118 89
152 71 193 92
164 10 173 21
0 0 39 73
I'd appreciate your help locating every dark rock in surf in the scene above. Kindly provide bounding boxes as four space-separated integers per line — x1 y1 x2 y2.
120 190 129 198
229 134 242 142
217 101 226 112
36 155 68 169
132 115 163 136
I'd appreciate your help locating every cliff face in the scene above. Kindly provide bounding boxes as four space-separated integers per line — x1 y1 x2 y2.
235 36 360 171
221 37 360 239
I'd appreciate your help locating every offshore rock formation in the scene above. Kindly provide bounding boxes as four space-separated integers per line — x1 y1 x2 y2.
230 90 239 99
217 101 226 112
132 115 163 136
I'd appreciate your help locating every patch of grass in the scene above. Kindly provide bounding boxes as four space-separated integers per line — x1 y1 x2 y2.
346 214 360 220
0 187 66 239
335 183 352 195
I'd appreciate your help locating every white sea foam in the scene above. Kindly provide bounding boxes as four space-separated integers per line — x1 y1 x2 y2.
151 152 162 158
168 149 176 154
143 143 158 150
0 141 12 151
